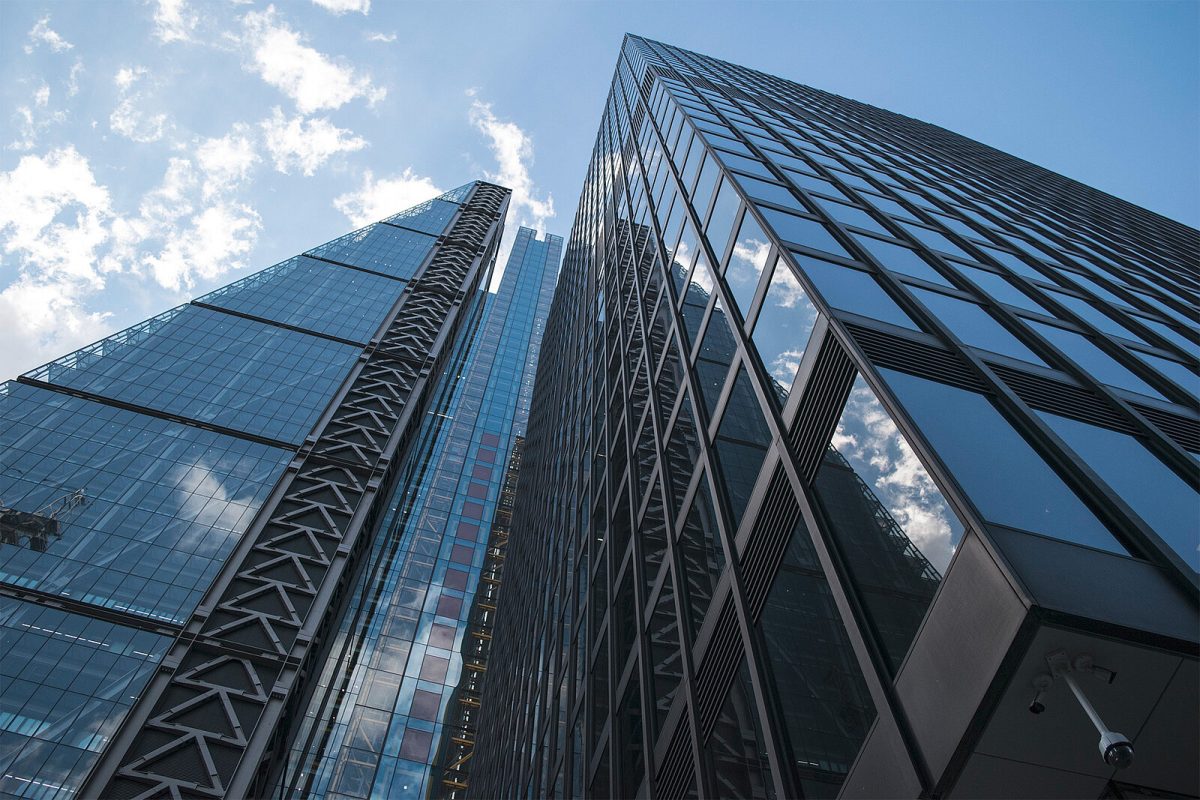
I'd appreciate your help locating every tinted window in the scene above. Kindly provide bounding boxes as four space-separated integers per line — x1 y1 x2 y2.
757 207 848 258
911 287 1046 365
1038 412 1200 571
852 234 952 287
880 369 1126 554
725 213 772 316
794 255 919 330
1029 321 1165 400
751 258 820 404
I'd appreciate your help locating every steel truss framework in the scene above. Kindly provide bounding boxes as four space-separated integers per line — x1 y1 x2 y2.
80 183 510 800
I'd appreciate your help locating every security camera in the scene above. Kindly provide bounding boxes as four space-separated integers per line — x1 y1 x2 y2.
1099 731 1134 769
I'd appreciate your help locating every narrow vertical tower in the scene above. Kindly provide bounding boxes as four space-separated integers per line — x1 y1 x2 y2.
0 181 510 800
273 227 560 800
475 35 1198 800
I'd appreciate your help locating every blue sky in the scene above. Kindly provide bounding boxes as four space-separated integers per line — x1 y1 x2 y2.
1 0 1196 379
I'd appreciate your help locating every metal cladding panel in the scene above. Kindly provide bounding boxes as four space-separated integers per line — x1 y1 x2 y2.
474 33 1196 800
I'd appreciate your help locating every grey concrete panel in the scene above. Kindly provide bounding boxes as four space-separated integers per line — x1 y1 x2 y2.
838 714 923 800
989 526 1199 645
895 531 1029 782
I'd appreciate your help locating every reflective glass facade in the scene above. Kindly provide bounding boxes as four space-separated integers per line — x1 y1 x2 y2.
2 183 514 800
274 228 560 800
475 36 1198 800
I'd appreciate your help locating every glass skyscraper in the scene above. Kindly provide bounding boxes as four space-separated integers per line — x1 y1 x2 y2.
0 181 543 800
274 227 560 800
475 36 1198 800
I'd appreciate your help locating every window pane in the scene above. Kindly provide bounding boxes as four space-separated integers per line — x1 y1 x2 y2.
953 263 1050 315
714 366 771 530
751 258 820 404
852 234 953 287
758 207 848 258
809 195 890 236
910 287 1046 365
1045 290 1148 344
725 213 772 315
792 255 919 330
814 376 962 671
705 178 741 261
1037 412 1200 572
737 175 804 210
879 369 1126 555
1029 321 1166 400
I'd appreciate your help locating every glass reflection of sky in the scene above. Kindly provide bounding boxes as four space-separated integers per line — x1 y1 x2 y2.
751 257 819 401
830 377 964 572
725 213 771 315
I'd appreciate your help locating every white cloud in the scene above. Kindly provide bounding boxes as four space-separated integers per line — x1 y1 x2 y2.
24 16 73 54
0 147 115 378
103 125 263 292
365 32 396 43
8 86 68 152
0 278 112 379
67 60 84 97
241 6 385 113
144 202 261 291
110 67 170 143
260 107 366 176
312 0 371 15
152 0 198 43
468 94 555 288
334 168 442 228
830 382 958 572
0 147 112 286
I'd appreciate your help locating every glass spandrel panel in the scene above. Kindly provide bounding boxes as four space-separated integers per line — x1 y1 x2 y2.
977 245 1048 283
735 175 803 211
1132 352 1199 400
676 475 723 644
1045 289 1148 344
859 192 917 221
691 154 720 219
953 263 1051 315
715 149 775 180
25 305 360 444
791 255 919 331
808 195 890 236
751 258 820 405
787 171 849 200
0 598 170 800
897 220 971 260
813 376 961 671
705 178 741 261
1037 412 1200 572
696 300 737 418
381 197 459 235
1142 318 1200 359
198 256 406 343
1028 321 1166 400
757 207 848 259
714 366 771 530
0 383 289 623
306 223 437 280
852 234 953 287
910 287 1047 365
680 254 715 351
878 368 1126 555
759 474 876 792
724 212 772 316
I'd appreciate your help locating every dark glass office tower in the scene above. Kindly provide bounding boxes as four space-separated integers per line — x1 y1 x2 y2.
475 36 1199 800
274 227 560 800
0 181 514 800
